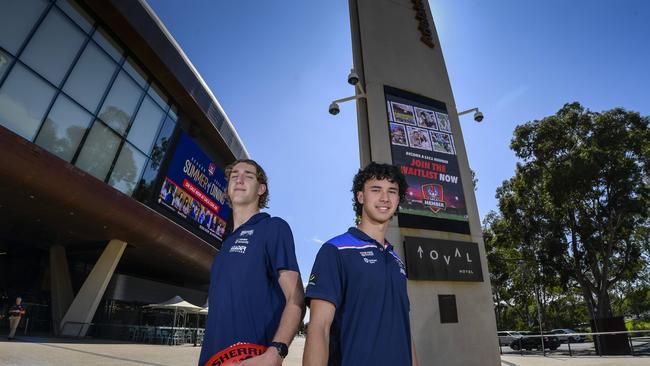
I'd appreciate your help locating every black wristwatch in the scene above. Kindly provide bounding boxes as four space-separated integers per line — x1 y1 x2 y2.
269 341 288 358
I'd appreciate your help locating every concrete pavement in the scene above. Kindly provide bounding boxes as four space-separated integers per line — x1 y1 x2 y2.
1 335 647 365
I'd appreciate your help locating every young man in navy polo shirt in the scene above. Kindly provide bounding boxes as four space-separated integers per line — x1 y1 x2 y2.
304 162 419 366
199 159 304 366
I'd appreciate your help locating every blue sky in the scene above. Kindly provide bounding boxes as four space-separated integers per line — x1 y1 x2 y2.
146 0 650 276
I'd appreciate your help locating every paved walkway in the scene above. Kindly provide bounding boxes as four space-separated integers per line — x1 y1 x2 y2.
1 335 647 365
500 355 649 366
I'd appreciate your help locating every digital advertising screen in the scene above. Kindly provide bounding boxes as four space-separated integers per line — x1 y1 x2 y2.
157 131 231 242
385 86 470 234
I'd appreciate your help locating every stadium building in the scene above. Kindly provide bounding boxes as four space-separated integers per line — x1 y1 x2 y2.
0 0 246 337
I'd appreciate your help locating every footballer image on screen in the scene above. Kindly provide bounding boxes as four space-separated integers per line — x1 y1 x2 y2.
435 112 451 133
407 126 433 151
390 123 408 146
415 107 438 129
431 131 456 155
391 101 416 125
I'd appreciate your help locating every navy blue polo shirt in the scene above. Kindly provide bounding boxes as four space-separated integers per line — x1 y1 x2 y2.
199 213 299 366
305 227 412 366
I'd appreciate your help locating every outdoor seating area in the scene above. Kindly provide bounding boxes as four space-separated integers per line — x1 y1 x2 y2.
90 295 208 346
126 325 205 345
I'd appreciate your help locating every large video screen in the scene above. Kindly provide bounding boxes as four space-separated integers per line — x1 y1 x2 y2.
157 131 231 242
385 86 470 234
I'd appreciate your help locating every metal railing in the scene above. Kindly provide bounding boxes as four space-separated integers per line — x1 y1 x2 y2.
498 330 650 357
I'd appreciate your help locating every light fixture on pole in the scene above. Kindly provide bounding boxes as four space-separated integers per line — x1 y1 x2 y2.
458 107 484 123
329 68 366 115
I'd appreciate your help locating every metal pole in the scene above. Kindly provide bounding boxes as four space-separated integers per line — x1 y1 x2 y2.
568 338 572 357
535 263 545 356
194 312 199 347
171 307 177 346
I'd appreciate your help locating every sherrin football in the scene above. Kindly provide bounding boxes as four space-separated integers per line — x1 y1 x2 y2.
204 342 268 366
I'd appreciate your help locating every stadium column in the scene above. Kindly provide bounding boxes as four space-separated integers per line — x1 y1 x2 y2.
60 239 126 337
348 0 500 365
49 244 74 336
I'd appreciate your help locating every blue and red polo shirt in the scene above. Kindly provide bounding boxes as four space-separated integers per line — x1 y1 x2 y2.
199 212 299 366
305 227 412 366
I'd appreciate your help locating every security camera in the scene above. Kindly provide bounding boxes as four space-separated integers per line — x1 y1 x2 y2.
474 111 484 122
329 102 340 115
347 69 359 86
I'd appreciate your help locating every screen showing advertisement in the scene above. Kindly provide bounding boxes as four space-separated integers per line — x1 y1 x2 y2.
384 86 470 234
157 131 231 242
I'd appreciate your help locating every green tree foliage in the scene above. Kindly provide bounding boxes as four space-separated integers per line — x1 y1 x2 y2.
494 102 649 321
484 211 589 330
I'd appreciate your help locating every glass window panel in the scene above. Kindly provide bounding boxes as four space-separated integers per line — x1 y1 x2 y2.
133 159 159 202
147 83 168 110
109 142 147 196
20 8 86 86
92 27 123 62
150 116 176 167
56 0 93 33
123 57 147 87
98 71 143 135
133 117 175 202
168 105 178 121
75 121 120 181
0 63 56 140
127 96 165 154
35 94 92 161
0 0 48 55
0 49 13 80
63 42 117 113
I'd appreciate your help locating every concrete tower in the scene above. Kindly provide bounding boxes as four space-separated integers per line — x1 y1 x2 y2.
347 0 500 364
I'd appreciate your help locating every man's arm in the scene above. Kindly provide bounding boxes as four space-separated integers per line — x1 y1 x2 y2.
303 299 336 366
411 336 419 366
271 270 305 346
241 269 305 366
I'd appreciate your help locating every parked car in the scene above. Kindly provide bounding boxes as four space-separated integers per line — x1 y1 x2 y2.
497 331 523 346
550 328 586 343
509 331 561 351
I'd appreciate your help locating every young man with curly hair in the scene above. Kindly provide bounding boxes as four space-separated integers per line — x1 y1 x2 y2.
199 159 304 366
303 162 419 366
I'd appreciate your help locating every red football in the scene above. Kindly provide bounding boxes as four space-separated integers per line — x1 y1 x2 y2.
204 342 268 366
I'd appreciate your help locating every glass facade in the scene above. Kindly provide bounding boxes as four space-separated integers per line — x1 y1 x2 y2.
0 0 178 200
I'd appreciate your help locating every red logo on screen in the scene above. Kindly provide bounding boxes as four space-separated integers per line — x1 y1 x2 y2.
422 184 446 213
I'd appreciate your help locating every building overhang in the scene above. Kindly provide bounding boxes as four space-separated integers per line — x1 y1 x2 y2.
0 126 215 284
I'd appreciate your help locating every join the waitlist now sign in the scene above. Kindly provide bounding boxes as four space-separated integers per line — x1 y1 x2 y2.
403 236 483 282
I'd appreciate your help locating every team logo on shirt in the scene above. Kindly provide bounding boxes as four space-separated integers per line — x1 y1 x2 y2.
363 257 378 264
240 229 254 237
229 230 253 254
230 245 247 254
308 273 318 286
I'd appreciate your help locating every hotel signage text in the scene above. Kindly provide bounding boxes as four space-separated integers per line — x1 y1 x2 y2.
403 236 483 282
